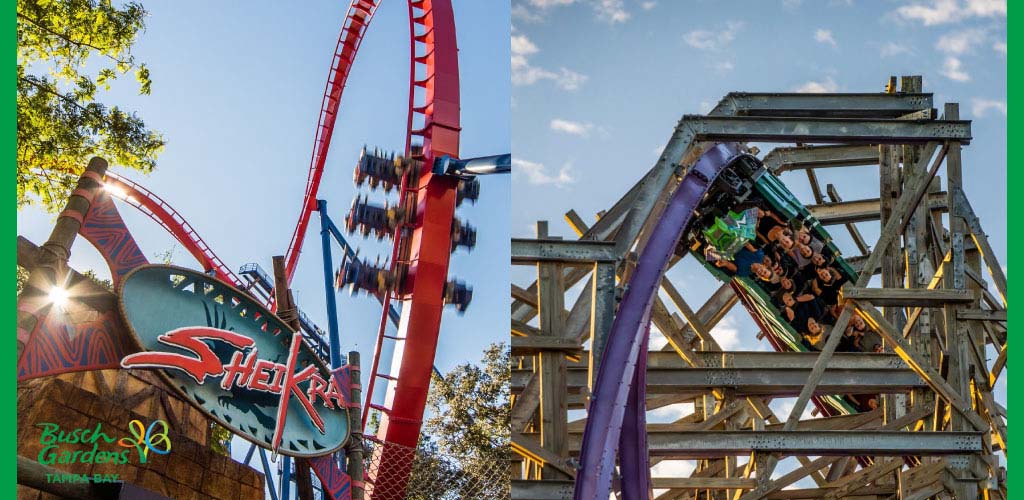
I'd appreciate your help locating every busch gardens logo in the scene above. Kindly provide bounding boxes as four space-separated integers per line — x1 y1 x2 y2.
37 419 171 466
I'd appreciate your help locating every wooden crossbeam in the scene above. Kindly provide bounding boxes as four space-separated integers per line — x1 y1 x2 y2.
856 301 989 431
844 287 978 306
855 142 945 287
511 432 576 479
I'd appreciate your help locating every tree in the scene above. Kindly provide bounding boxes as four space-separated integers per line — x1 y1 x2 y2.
404 342 511 499
17 0 164 212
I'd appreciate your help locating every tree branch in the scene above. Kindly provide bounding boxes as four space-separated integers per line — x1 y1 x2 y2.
17 11 135 69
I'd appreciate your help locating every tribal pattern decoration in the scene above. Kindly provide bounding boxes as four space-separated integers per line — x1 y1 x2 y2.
310 454 353 500
78 190 149 286
17 293 135 381
17 189 146 381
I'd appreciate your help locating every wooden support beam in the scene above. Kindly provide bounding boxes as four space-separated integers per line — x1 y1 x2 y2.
512 238 619 264
954 187 1007 306
652 477 758 490
564 209 589 236
511 336 582 356
855 142 945 287
957 309 1007 322
646 431 982 458
808 191 947 225
825 184 870 254
689 116 970 144
856 301 989 431
511 366 924 395
822 457 902 500
716 92 933 118
844 287 977 306
763 145 880 173
511 284 537 308
512 373 540 432
511 319 542 337
511 433 577 479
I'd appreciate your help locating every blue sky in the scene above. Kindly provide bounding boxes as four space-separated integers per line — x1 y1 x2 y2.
510 0 1006 486
17 0 510 407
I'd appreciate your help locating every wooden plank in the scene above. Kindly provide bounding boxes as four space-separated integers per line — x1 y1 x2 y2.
856 301 989 431
855 141 944 288
844 287 977 306
823 457 902 500
957 309 1007 322
512 284 537 308
511 433 576 479
652 477 757 489
512 319 542 337
511 373 539 432
825 184 869 254
564 209 589 236
511 336 581 355
535 222 570 480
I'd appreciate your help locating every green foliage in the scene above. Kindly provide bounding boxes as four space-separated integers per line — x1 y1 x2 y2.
81 269 112 291
208 422 231 456
405 342 511 499
16 266 30 296
17 0 164 212
424 342 510 455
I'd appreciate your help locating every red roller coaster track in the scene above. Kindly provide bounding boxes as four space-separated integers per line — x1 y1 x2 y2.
97 1 464 496
278 0 462 496
103 172 243 288
283 0 381 285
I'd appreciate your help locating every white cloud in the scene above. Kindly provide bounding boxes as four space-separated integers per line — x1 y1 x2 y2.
771 399 816 422
683 21 744 51
527 0 575 7
549 118 593 136
783 0 803 8
793 76 839 93
895 0 960 25
511 34 539 56
880 42 912 57
814 29 837 47
711 316 742 350
651 460 697 480
936 28 985 55
511 33 588 90
714 60 735 72
895 0 1005 26
699 100 714 114
971 98 1007 117
965 0 1006 17
647 402 694 423
993 41 1007 55
512 4 544 22
512 158 575 187
517 0 633 23
595 0 630 23
641 1 657 10
941 56 970 81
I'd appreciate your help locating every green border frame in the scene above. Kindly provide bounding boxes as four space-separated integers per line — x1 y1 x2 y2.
1007 2 1015 496
6 0 16 494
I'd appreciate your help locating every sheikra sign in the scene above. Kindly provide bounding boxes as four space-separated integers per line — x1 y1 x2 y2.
117 265 351 458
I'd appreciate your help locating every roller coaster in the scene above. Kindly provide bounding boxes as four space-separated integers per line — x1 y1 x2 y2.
17 1 506 499
511 77 1005 500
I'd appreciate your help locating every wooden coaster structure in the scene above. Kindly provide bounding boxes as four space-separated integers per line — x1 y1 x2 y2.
510 76 1006 500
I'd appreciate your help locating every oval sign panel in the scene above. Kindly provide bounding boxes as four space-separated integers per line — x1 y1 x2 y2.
117 265 349 457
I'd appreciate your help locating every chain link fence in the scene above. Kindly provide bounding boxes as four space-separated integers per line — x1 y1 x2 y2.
362 437 510 500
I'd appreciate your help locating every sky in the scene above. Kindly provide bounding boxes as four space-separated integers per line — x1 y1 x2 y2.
17 0 510 423
509 0 1006 489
